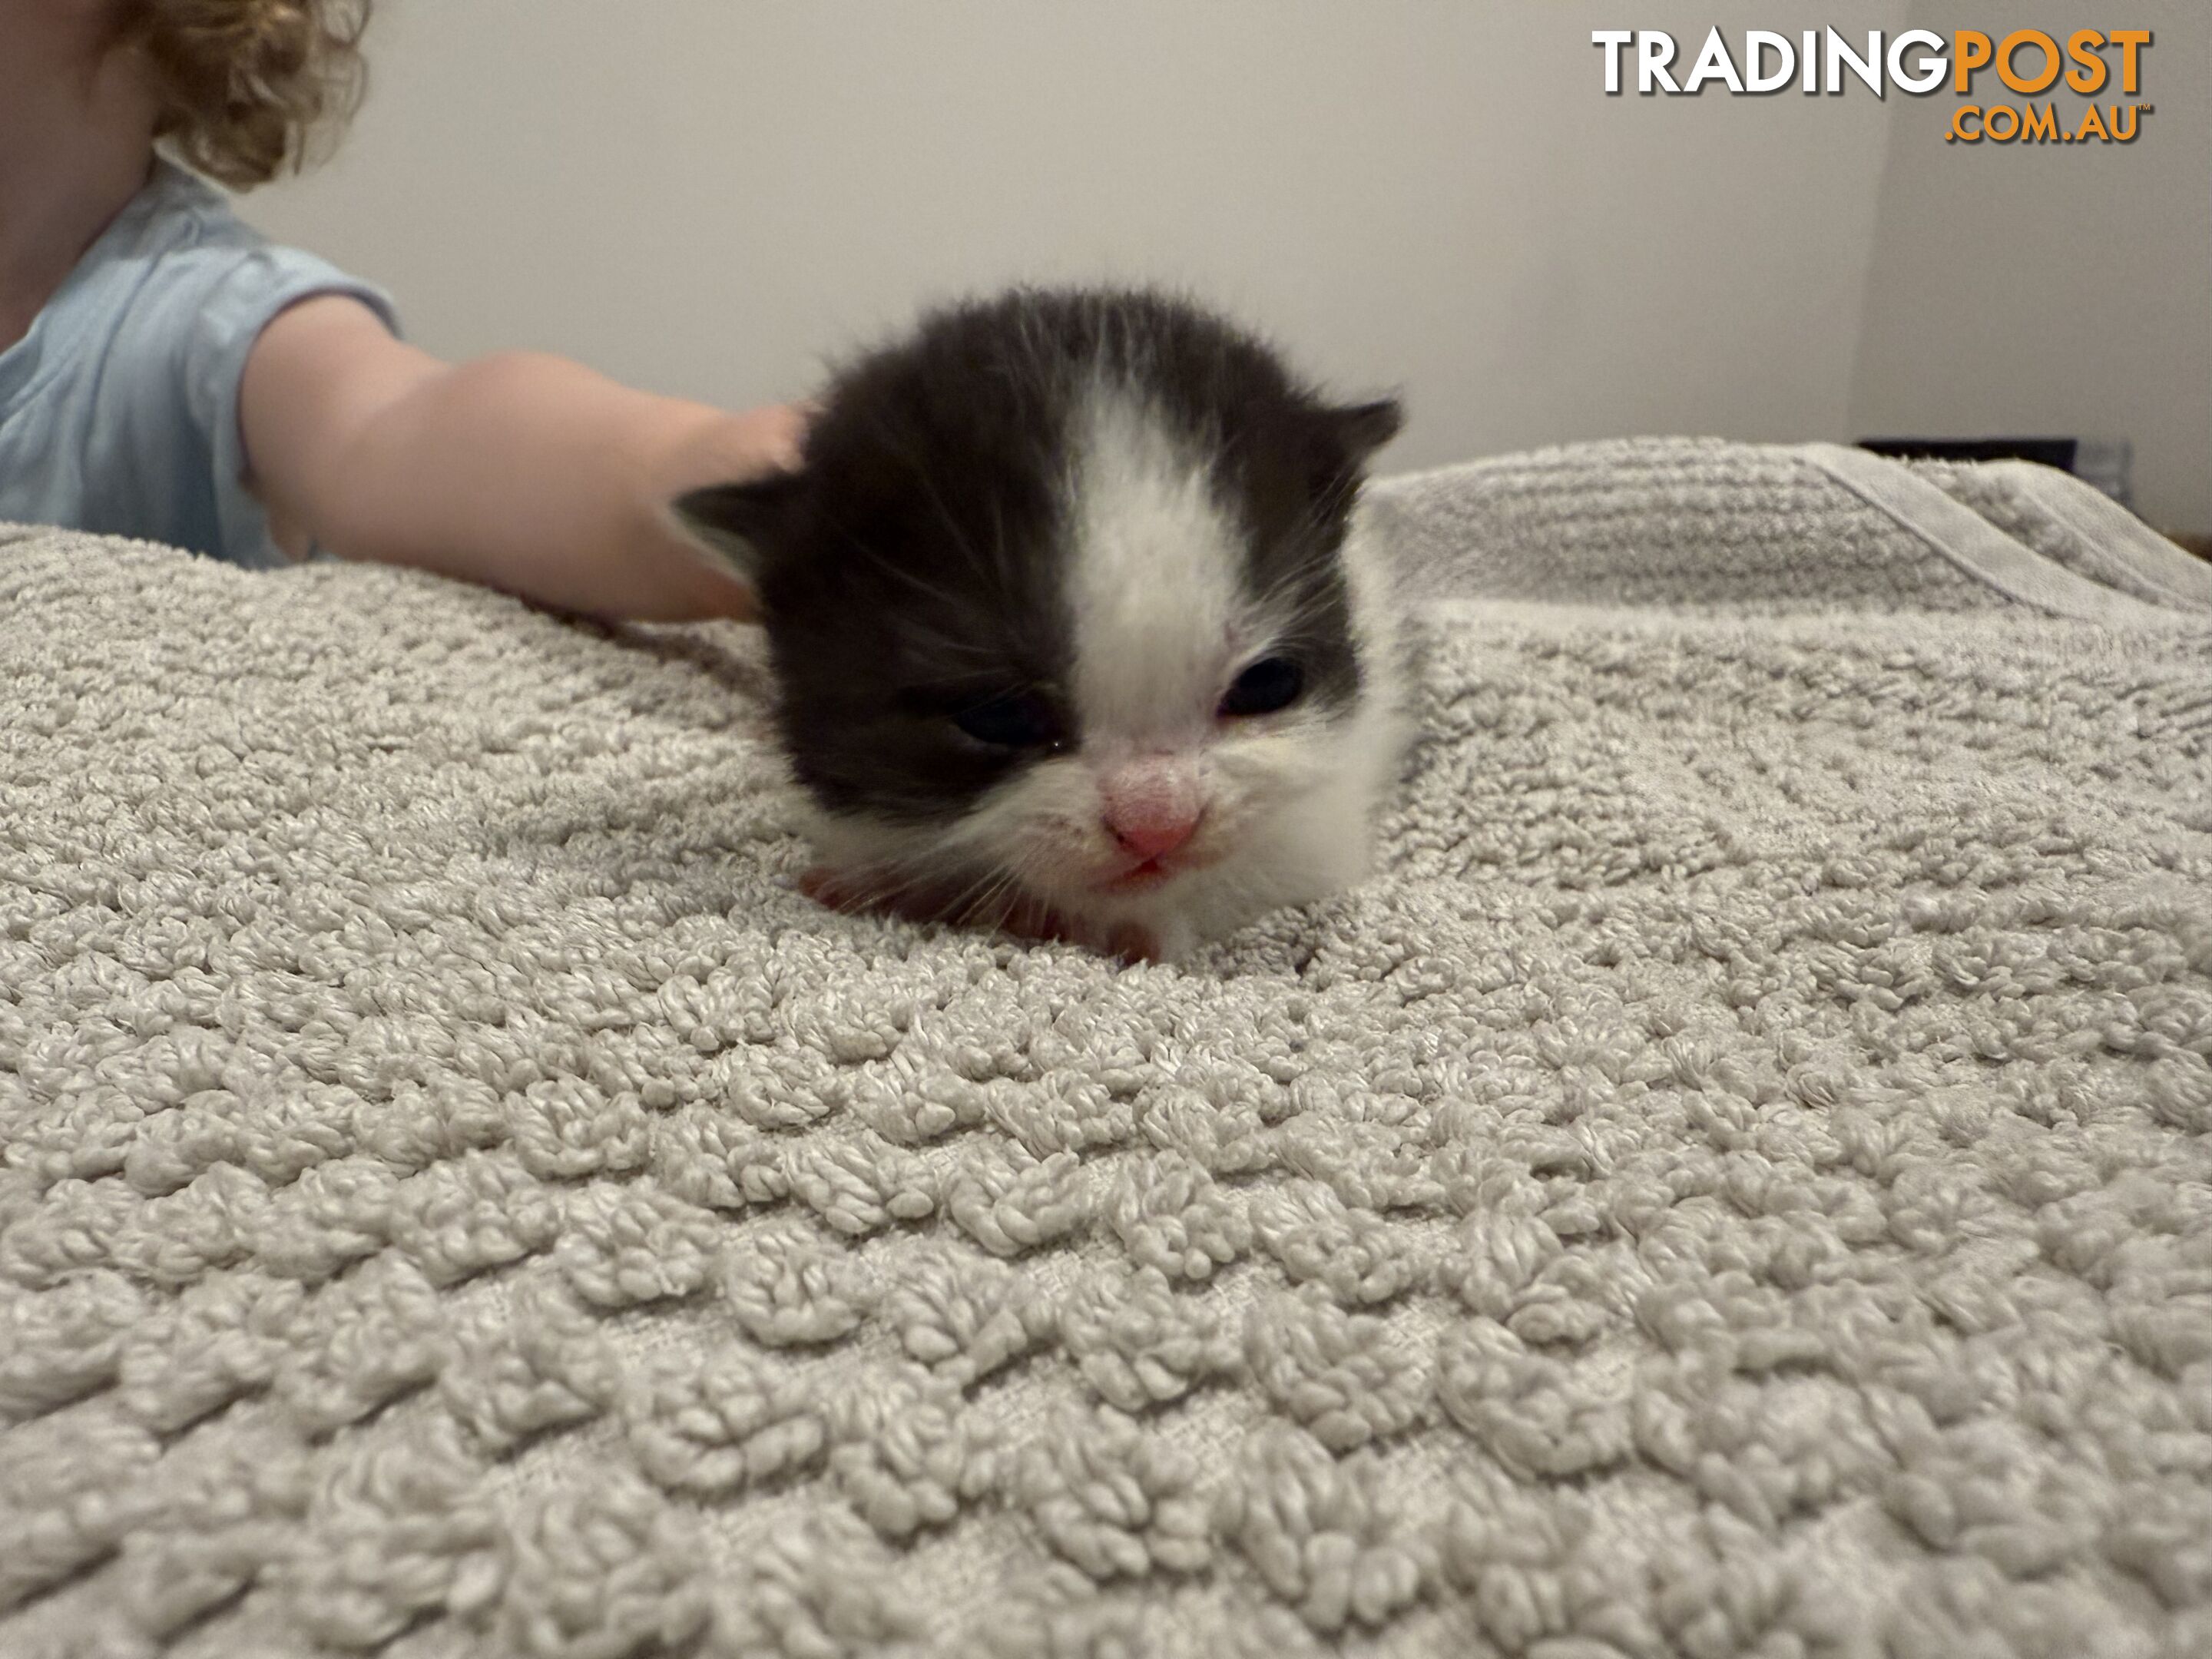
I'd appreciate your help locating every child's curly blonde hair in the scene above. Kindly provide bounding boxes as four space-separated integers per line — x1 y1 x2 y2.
127 0 372 189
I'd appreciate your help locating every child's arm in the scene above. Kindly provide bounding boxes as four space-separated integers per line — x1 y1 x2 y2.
238 293 801 621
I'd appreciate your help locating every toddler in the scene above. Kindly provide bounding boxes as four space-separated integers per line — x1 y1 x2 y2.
0 0 803 621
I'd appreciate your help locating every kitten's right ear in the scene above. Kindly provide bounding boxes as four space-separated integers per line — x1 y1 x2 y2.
669 472 806 588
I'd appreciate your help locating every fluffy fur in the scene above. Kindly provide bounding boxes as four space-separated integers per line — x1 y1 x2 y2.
676 286 1409 959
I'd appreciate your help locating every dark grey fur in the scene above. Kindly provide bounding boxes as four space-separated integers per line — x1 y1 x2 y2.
677 286 1401 825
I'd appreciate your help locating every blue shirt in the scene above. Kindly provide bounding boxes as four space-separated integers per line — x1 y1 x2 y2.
0 160 399 568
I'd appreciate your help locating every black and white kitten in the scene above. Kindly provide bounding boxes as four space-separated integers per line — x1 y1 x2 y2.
675 286 1407 961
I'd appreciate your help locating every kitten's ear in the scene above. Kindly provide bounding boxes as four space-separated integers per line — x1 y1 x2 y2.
669 472 806 588
1306 399 1405 508
1329 399 1405 462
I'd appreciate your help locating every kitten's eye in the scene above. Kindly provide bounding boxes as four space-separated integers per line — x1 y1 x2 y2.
951 689 1065 750
1218 657 1304 718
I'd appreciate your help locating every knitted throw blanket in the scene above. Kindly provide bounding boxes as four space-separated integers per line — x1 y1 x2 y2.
4 438 2210 1658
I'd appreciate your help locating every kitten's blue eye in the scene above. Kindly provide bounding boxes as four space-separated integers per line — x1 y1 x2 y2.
1219 657 1304 718
952 689 1065 750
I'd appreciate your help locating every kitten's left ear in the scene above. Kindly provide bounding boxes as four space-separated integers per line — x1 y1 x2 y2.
1306 399 1405 506
669 471 806 588
1329 399 1405 462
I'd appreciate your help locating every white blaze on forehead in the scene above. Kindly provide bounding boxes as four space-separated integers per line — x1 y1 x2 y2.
1064 384 1245 746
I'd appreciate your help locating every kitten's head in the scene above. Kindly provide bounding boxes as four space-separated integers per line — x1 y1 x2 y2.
676 286 1405 955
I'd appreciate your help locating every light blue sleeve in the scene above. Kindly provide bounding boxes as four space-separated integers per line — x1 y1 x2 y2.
0 165 405 566
170 247 402 568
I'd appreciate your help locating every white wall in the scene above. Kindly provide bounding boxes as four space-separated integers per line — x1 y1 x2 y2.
245 2 2206 529
247 1 1907 472
1850 0 2210 532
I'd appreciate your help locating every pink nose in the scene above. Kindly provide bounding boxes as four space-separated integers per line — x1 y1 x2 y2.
1104 803 1200 862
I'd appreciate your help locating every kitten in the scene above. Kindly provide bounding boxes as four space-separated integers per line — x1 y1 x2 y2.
675 286 1408 960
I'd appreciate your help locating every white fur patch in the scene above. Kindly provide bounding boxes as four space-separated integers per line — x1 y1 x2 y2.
1063 386 1247 747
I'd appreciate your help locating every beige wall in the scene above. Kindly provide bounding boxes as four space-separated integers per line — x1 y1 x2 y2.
247 2 2206 528
1849 0 2209 532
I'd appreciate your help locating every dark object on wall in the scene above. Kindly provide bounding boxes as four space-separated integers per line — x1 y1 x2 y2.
1861 436 2078 471
2168 531 2212 565
1859 436 2134 512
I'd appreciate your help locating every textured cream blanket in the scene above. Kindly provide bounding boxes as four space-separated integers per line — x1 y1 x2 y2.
4 439 2211 1658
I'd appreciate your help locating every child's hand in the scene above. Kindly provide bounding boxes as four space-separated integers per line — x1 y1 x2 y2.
680 401 809 484
240 292 813 622
655 401 811 622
